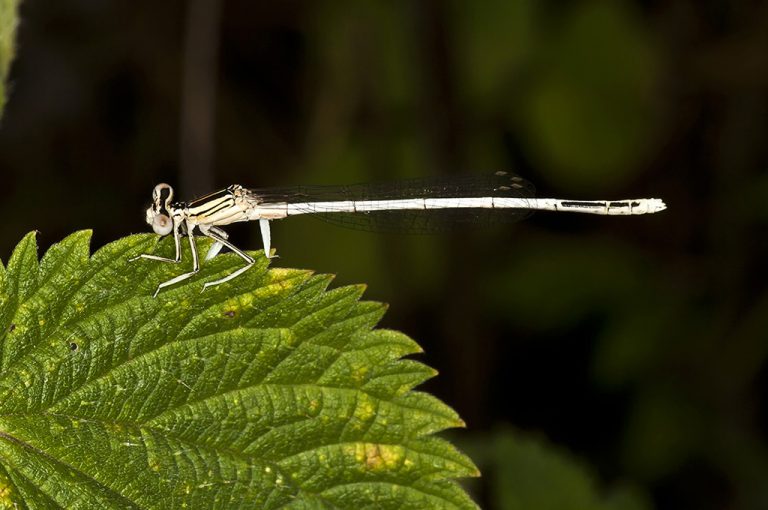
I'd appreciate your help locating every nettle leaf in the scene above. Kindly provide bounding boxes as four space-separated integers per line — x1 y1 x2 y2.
0 231 479 509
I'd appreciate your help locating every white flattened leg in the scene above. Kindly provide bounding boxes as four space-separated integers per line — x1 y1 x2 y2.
200 229 256 292
205 242 224 261
259 218 277 258
204 226 229 261
153 225 201 297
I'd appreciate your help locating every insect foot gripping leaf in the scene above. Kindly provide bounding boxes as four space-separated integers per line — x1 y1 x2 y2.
0 231 479 509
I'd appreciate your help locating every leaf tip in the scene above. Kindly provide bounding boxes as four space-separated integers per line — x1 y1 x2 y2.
68 229 95 247
23 230 40 243
13 231 40 259
352 283 367 298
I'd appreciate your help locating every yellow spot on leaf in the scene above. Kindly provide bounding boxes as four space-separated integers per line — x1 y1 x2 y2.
0 483 12 500
361 444 404 471
354 395 376 422
354 368 369 384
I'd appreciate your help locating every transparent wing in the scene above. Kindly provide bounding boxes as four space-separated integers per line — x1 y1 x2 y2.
248 172 536 233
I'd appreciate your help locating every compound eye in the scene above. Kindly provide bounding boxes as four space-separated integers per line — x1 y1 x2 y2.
152 183 174 206
152 213 173 236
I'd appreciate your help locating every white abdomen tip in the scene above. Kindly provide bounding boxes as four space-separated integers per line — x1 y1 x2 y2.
644 198 667 214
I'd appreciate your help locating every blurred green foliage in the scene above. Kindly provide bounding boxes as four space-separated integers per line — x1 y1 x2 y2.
0 0 20 118
456 0 660 191
463 428 652 510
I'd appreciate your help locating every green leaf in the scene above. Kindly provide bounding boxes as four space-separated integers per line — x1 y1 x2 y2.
0 231 479 509
0 0 21 119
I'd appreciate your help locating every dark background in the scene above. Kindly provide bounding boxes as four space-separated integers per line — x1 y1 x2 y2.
1 1 767 509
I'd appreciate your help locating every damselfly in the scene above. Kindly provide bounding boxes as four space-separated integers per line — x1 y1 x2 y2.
132 172 666 296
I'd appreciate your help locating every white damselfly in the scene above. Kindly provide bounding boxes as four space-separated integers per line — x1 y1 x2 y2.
132 172 666 296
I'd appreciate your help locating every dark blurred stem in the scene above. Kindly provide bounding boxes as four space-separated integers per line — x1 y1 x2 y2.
416 0 461 176
180 0 221 197
415 0 493 426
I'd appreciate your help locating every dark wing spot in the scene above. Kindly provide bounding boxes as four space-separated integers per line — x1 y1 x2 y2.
8 324 15 332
